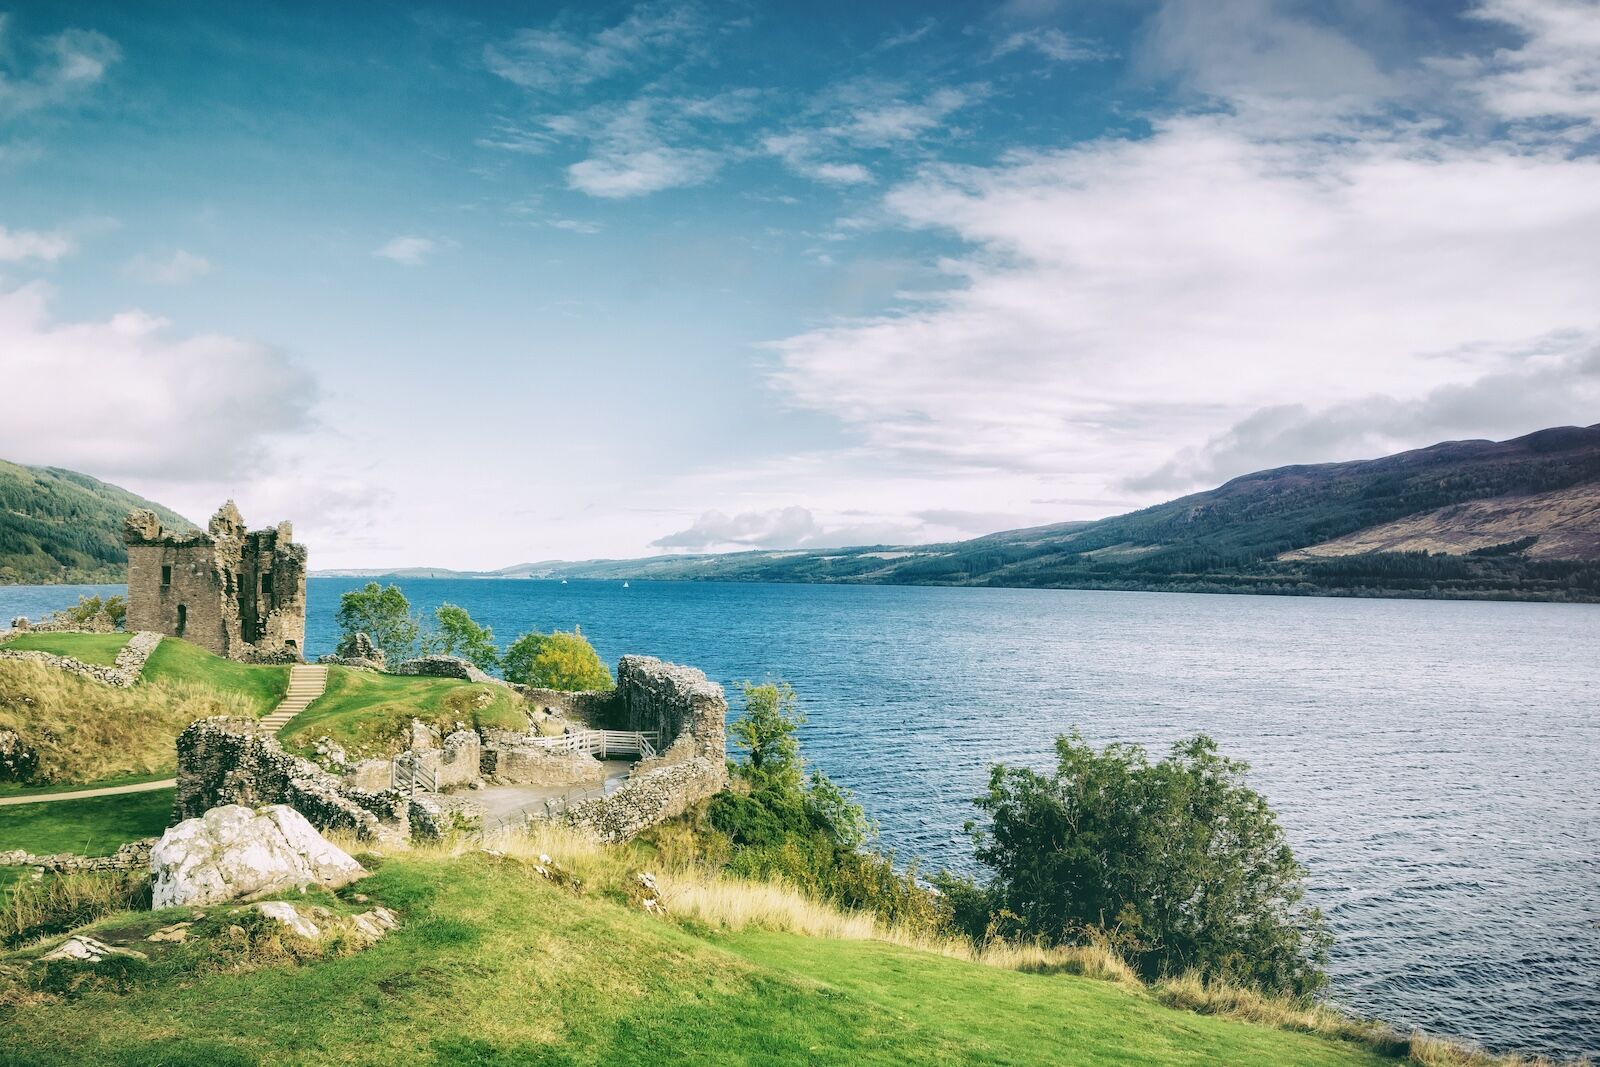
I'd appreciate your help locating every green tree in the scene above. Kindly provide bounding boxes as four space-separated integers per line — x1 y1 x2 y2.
960 731 1329 996
728 682 805 791
334 582 420 665
431 603 499 672
501 626 612 691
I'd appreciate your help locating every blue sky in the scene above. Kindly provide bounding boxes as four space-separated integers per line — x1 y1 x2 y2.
2 0 1598 568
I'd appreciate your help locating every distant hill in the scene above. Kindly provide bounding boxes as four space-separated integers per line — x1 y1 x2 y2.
0 461 195 585
520 425 1600 602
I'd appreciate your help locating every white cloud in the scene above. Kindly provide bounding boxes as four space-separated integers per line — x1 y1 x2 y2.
992 28 1109 63
372 235 436 265
548 217 603 234
567 145 721 198
1463 0 1600 126
0 282 316 481
0 19 119 117
483 3 704 95
0 223 73 262
650 504 924 551
1130 339 1600 490
1140 0 1394 115
123 249 212 284
768 102 1600 495
762 133 874 185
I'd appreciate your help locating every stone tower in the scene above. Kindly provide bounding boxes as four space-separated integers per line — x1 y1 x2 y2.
124 502 307 661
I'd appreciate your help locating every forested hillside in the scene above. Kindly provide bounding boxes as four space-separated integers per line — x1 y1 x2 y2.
0 461 193 585
528 425 1600 601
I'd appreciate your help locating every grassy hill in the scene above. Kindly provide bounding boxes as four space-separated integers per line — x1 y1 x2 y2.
527 425 1600 601
0 633 288 789
0 833 1431 1067
0 461 194 585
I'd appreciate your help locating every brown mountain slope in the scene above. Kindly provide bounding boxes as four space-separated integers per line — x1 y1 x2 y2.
1283 481 1600 561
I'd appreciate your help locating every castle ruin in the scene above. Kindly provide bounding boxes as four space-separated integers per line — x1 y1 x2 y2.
124 502 307 662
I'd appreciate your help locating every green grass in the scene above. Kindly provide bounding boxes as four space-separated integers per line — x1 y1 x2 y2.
0 631 131 666
0 770 173 800
139 638 289 717
0 851 1392 1066
0 789 173 857
280 666 526 757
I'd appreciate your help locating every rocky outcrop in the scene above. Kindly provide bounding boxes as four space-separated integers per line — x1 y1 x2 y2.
251 900 399 943
0 728 39 782
319 631 385 671
149 804 367 908
174 718 404 840
0 630 163 688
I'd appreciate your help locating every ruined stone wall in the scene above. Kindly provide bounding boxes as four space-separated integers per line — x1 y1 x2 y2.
174 718 405 841
548 655 729 842
125 503 306 662
560 756 727 843
0 630 163 688
606 655 728 762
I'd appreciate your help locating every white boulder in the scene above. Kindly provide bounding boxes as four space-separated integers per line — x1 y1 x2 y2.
150 804 366 909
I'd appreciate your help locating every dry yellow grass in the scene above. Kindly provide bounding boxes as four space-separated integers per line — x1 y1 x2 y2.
0 659 255 785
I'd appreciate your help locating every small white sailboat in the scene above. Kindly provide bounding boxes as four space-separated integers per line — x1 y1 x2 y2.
623 581 630 588
560 579 567 585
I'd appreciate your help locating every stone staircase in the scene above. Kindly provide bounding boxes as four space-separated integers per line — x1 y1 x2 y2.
258 663 328 735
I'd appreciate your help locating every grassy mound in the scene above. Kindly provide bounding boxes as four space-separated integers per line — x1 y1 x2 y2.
0 838 1401 1067
0 633 130 666
0 661 260 788
279 666 526 758
138 640 289 718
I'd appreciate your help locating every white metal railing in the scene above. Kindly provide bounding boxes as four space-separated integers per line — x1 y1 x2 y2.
520 729 660 759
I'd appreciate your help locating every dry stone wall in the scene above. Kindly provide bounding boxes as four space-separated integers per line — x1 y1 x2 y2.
0 630 162 688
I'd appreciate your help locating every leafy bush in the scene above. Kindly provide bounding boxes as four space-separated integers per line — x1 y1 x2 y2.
54 594 126 629
955 731 1330 996
658 681 945 935
501 627 612 691
335 583 421 665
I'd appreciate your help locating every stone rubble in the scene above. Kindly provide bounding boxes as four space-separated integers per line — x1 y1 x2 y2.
39 936 147 964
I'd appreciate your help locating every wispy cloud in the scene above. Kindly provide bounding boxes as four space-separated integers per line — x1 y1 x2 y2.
1461 0 1600 127
372 235 437 265
483 2 706 95
0 17 120 118
568 144 721 198
991 27 1110 63
0 223 74 262
123 249 212 284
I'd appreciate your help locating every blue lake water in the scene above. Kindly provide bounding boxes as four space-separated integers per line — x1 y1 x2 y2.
5 578 1598 1058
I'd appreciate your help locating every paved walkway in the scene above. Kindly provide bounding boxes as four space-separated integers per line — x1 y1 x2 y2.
0 663 328 808
0 778 176 807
